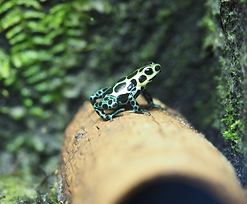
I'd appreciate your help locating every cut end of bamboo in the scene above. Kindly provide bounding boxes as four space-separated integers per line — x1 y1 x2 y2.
59 97 246 204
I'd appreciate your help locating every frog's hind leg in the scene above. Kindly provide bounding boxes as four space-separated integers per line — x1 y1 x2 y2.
89 87 108 105
93 95 125 121
93 104 124 121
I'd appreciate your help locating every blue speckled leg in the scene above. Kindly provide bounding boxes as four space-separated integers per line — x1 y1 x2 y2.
142 90 166 110
128 92 150 115
89 87 108 105
93 94 125 121
94 107 125 121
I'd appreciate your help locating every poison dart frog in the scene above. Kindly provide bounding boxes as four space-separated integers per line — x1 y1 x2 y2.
89 62 164 121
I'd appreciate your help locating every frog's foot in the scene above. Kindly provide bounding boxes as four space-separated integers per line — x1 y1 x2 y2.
146 102 167 111
107 108 125 121
129 108 150 116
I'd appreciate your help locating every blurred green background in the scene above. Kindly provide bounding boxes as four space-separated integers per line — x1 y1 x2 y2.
0 0 246 203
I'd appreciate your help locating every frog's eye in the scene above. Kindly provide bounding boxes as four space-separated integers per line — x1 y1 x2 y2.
144 68 153 75
155 65 161 72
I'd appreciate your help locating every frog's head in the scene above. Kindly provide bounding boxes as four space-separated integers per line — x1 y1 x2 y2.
137 62 161 87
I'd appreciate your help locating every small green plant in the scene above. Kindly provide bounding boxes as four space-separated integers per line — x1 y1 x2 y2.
0 0 110 123
0 0 112 202
200 0 246 150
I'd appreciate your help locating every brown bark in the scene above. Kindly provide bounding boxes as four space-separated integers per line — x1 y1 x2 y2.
59 97 246 204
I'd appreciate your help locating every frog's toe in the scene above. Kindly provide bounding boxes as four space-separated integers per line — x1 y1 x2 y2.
128 110 135 114
113 108 125 115
118 108 125 113
108 113 123 121
114 113 123 117
108 108 125 121
129 109 150 116
142 110 150 115
147 103 166 110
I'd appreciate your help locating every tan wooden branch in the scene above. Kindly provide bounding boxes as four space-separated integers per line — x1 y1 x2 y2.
59 97 246 204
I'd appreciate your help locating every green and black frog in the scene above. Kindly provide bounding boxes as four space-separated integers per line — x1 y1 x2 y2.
89 62 164 121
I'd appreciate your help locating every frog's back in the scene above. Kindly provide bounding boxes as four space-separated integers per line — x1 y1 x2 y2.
103 63 161 105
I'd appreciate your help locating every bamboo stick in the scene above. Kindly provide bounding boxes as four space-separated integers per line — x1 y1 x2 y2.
59 97 246 204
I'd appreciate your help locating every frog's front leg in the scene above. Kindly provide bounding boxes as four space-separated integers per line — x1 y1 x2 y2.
89 87 108 105
142 90 167 110
93 95 125 121
128 92 150 115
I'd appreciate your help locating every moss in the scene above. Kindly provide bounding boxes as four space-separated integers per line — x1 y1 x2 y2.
200 0 247 186
201 0 247 151
0 175 37 204
218 0 246 150
0 171 68 204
